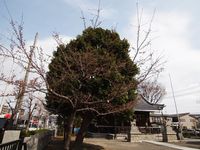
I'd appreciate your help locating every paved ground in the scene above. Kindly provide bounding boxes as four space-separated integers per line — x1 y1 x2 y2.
45 137 65 150
84 138 179 150
46 137 180 150
146 140 200 150
171 139 200 149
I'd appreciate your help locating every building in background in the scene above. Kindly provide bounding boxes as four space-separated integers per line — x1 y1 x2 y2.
150 113 199 130
0 105 10 115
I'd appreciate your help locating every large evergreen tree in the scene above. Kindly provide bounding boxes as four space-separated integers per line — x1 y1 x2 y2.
46 27 138 149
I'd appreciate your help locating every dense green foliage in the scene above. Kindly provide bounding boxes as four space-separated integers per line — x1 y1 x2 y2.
46 27 138 116
20 129 50 137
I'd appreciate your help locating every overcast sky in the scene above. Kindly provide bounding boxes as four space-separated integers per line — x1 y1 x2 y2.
0 0 200 114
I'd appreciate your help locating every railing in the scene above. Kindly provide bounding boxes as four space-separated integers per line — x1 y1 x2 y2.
93 125 162 134
94 125 130 134
138 126 161 134
171 122 179 127
0 140 22 150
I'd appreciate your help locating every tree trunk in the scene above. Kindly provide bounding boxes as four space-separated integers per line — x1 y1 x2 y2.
162 124 168 142
64 111 76 150
127 121 131 142
74 115 94 149
63 118 66 143
25 115 31 133
26 121 30 132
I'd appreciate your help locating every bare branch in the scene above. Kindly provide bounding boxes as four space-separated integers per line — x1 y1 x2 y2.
80 11 87 29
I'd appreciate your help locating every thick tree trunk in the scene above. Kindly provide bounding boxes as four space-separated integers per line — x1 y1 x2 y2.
64 112 76 150
74 115 94 149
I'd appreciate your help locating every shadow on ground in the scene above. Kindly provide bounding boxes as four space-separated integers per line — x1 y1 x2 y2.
46 137 104 150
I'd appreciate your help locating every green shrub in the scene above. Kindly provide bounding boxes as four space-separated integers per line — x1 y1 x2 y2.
20 129 50 137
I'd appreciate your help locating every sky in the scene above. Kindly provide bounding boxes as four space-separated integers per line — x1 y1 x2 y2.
0 0 200 114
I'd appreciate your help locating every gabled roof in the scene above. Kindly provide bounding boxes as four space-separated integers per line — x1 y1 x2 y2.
150 113 195 118
168 113 190 117
190 114 200 119
134 98 165 112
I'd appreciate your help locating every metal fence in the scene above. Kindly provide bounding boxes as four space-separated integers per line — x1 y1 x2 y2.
94 125 130 134
138 126 161 134
93 125 162 134
0 140 22 150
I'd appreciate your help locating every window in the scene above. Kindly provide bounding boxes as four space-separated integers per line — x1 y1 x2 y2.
172 117 178 122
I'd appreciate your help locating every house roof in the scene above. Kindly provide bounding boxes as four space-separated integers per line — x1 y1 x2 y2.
168 113 190 117
150 112 196 118
134 98 165 112
190 114 200 119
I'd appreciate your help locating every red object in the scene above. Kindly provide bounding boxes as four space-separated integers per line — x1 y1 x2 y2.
4 113 11 119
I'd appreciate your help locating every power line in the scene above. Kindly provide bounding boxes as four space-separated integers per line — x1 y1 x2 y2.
164 89 200 99
166 85 200 95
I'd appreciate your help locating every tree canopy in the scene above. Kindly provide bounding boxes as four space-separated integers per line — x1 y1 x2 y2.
45 27 139 149
46 27 138 115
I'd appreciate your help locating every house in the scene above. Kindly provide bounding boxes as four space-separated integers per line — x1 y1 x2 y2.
88 98 167 141
151 113 199 130
190 114 200 129
133 98 164 127
0 105 10 115
169 113 197 129
129 98 167 141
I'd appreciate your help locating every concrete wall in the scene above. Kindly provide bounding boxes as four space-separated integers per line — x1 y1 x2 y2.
23 130 53 150
131 133 162 142
130 121 178 142
2 130 21 144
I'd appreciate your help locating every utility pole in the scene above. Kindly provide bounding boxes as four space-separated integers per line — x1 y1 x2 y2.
169 74 183 140
13 33 38 125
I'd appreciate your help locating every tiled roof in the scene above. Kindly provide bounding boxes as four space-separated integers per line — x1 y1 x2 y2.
134 98 165 112
150 113 192 117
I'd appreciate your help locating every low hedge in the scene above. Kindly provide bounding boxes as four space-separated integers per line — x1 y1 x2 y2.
21 129 50 137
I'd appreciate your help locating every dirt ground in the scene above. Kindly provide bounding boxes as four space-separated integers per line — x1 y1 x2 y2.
46 137 179 150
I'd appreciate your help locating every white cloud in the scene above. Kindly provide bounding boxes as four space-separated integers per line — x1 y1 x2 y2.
63 0 116 19
126 9 200 113
27 35 72 57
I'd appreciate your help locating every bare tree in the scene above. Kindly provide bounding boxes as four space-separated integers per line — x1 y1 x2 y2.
132 3 165 83
0 17 47 127
138 80 166 104
23 93 38 132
